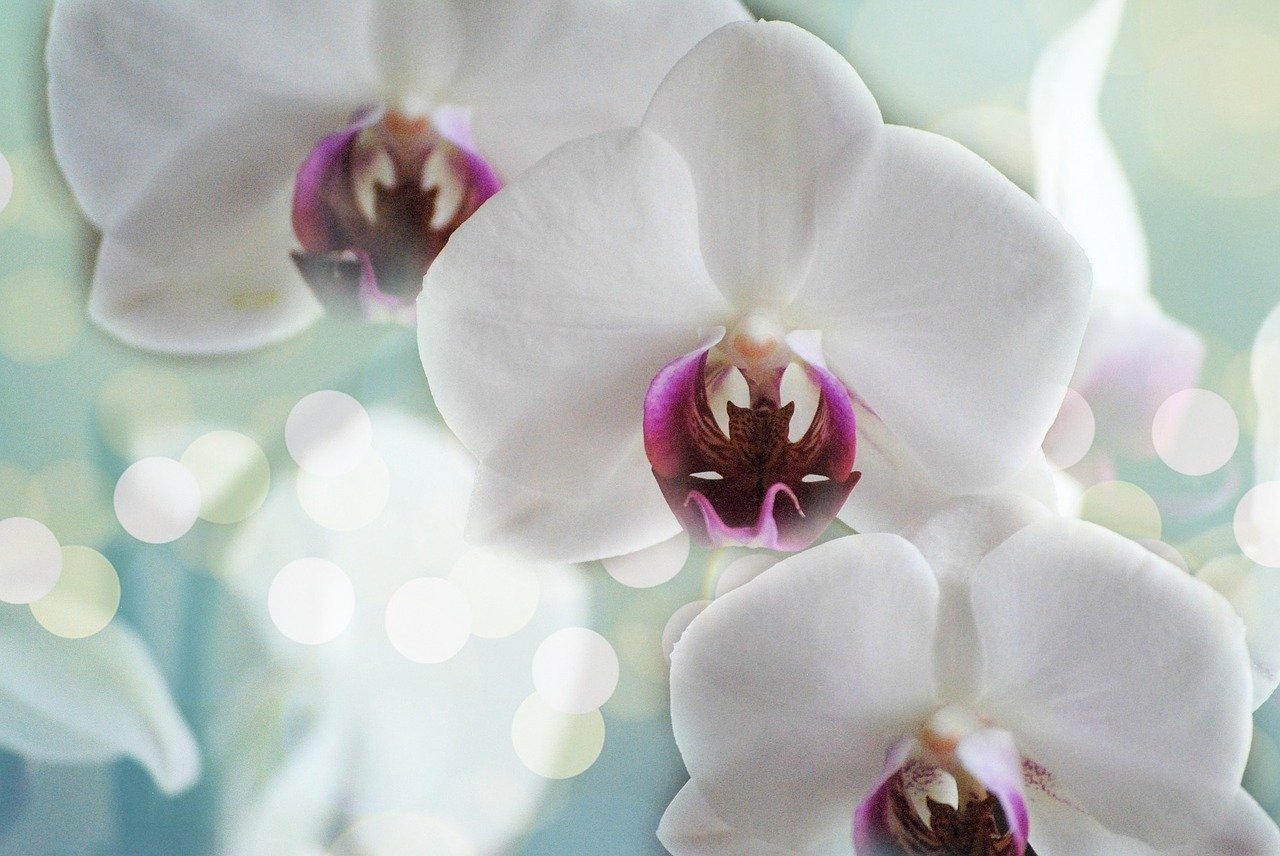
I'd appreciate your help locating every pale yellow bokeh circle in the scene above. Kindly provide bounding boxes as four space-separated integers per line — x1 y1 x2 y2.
447 547 540 639
97 366 194 459
0 270 83 363
30 546 120 639
180 431 270 524
296 450 390 531
1080 480 1162 541
330 812 475 856
511 693 605 780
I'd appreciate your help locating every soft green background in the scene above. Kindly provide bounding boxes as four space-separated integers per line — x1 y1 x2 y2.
0 0 1277 852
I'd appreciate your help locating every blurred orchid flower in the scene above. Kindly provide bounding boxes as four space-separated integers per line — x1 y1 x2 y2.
1030 0 1205 476
46 0 748 353
0 608 199 797
217 409 591 855
419 20 1091 563
662 496 1274 855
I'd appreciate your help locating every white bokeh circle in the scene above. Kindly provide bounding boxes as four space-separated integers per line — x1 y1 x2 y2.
385 577 472 664
296 450 390 532
1043 388 1096 470
447 548 540 639
1152 388 1239 476
113 457 201 544
1236 482 1280 568
601 532 690 589
285 391 373 476
0 151 12 216
0 517 62 604
531 627 619 714
180 431 270 524
268 558 355 645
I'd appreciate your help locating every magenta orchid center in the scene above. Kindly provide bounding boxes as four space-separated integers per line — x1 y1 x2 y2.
856 706 1030 856
291 104 502 322
643 310 860 552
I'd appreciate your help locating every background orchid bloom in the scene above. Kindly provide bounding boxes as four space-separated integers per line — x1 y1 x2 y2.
1029 0 1206 478
0 609 199 798
419 20 1091 564
662 499 1275 855
46 0 748 353
215 409 591 854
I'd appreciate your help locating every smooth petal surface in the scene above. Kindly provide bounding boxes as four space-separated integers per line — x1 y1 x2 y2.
90 229 322 355
973 520 1253 847
0 611 199 795
643 20 883 305
1029 0 1147 302
670 535 939 849
420 129 728 555
659 783 799 856
452 0 750 180
799 124 1091 494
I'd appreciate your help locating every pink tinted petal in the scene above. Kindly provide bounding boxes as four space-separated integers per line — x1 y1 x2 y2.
955 728 1029 855
292 108 383 253
853 737 919 854
644 345 860 551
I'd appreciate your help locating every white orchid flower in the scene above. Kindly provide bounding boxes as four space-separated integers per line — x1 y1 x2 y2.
661 496 1276 855
46 0 748 353
217 409 591 855
0 608 199 797
1029 0 1204 473
419 20 1091 564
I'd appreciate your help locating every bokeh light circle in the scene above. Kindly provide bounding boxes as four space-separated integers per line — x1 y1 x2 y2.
385 577 472 663
30 546 120 639
113 457 201 544
532 628 619 714
268 558 355 645
1151 388 1239 476
447 548 540 639
601 532 690 589
0 151 11 216
1080 480 1162 541
1235 482 1280 567
296 450 389 531
0 517 62 604
180 431 270 524
1043 388 1096 470
285 391 373 476
511 693 605 779
714 553 781 598
662 600 710 661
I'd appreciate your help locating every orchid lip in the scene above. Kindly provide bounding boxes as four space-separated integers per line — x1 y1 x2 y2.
643 335 859 552
291 105 502 321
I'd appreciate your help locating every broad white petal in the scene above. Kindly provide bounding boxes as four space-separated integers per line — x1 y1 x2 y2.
670 534 939 849
0 611 199 795
799 125 1092 493
1029 0 1148 303
973 520 1254 847
468 459 680 565
642 20 883 305
48 0 379 246
419 128 727 550
660 782 852 855
90 224 321 355
453 0 750 179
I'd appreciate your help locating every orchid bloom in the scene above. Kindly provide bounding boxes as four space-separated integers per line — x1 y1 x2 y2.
419 20 1091 563
661 496 1277 855
217 409 591 854
1030 0 1205 474
0 608 200 798
46 0 747 353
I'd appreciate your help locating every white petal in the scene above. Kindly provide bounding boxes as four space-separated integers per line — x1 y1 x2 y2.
658 783 798 856
48 0 379 243
90 225 322 355
799 125 1092 493
419 128 727 549
467 458 681 565
0 611 199 794
453 0 750 179
669 534 939 849
973 520 1254 847
642 20 884 306
1029 0 1147 303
